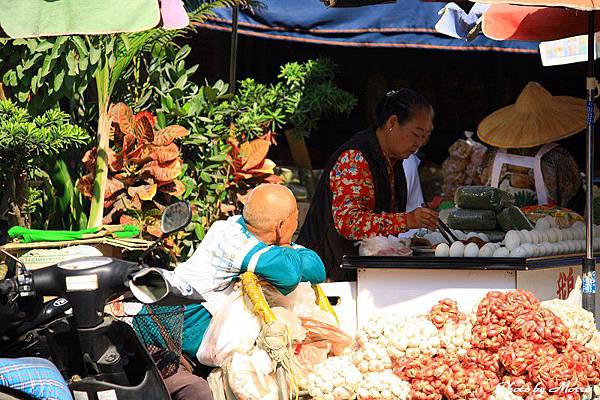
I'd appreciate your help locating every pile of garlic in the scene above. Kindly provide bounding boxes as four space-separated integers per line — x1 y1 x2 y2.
351 342 392 373
438 319 474 357
385 317 441 359
356 313 407 347
306 356 363 400
541 298 596 344
356 371 411 400
585 331 600 353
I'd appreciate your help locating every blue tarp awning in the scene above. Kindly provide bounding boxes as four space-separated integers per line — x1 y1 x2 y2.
196 0 539 54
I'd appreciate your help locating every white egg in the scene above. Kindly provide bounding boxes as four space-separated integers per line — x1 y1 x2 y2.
478 233 489 242
572 221 586 230
546 229 557 243
594 238 600 250
563 229 573 240
536 218 551 231
493 247 510 257
510 246 528 258
478 244 494 257
577 240 585 252
578 226 586 240
504 231 521 251
520 229 532 244
521 243 535 257
558 242 568 254
543 242 554 256
548 216 558 228
452 230 467 241
517 230 527 243
449 241 465 257
553 228 563 242
435 243 450 257
535 244 545 257
464 243 480 257
530 230 541 244
537 230 548 243
567 241 576 253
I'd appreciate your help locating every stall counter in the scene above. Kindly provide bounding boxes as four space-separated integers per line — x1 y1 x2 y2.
339 255 600 331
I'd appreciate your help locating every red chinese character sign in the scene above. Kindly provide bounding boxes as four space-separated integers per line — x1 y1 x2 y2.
556 267 575 299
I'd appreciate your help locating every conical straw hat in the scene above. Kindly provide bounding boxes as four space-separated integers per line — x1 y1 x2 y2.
477 82 597 148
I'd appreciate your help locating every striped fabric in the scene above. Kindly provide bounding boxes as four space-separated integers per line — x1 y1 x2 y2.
0 357 72 400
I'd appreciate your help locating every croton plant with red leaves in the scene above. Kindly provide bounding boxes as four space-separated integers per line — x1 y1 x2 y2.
226 132 283 208
77 102 188 238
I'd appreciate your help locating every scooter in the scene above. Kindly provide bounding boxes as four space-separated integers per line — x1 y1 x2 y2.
0 201 203 400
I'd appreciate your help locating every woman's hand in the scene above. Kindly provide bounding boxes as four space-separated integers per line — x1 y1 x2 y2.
406 207 439 231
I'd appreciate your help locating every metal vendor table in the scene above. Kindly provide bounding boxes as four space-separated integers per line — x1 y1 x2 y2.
339 254 600 330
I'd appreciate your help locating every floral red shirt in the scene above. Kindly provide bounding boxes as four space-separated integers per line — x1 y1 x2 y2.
329 149 408 240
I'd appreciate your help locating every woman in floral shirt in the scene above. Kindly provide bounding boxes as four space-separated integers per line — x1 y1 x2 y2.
298 89 438 281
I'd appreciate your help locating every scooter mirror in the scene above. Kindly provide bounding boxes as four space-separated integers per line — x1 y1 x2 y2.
161 201 192 235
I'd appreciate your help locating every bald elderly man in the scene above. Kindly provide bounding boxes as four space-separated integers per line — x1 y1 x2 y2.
175 183 325 364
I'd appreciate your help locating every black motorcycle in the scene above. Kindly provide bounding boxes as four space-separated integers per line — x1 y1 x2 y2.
0 201 203 400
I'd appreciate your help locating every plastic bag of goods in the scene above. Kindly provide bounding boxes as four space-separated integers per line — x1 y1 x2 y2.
262 282 336 325
454 186 515 211
497 206 535 231
227 349 277 400
197 292 261 367
429 298 467 329
466 144 488 185
356 371 410 400
358 235 412 257
293 341 331 389
461 348 502 374
444 365 500 400
447 208 497 231
498 339 558 376
306 355 362 400
300 316 354 356
448 139 474 159
511 307 570 350
394 354 458 400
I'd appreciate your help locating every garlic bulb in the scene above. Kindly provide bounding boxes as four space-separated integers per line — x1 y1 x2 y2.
306 356 362 400
585 331 600 353
439 319 473 357
356 371 410 400
385 317 441 359
352 342 392 373
356 314 405 347
541 298 596 345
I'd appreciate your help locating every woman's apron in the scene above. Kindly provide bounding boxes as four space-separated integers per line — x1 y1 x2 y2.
490 143 558 206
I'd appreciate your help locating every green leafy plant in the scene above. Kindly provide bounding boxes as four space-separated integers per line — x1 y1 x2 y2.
276 58 356 138
0 0 249 232
0 100 89 228
77 102 188 238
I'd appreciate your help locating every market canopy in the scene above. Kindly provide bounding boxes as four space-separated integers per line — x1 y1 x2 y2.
0 0 189 38
196 0 539 53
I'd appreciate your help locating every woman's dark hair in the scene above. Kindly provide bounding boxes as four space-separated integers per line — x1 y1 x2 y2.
374 89 433 129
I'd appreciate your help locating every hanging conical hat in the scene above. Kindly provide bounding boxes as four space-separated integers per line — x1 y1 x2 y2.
477 82 598 148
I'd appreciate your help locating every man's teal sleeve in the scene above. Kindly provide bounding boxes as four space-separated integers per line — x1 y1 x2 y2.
292 244 326 284
251 247 303 295
250 245 326 295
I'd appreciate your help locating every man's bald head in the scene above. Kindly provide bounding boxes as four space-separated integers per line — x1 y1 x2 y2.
243 184 297 233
